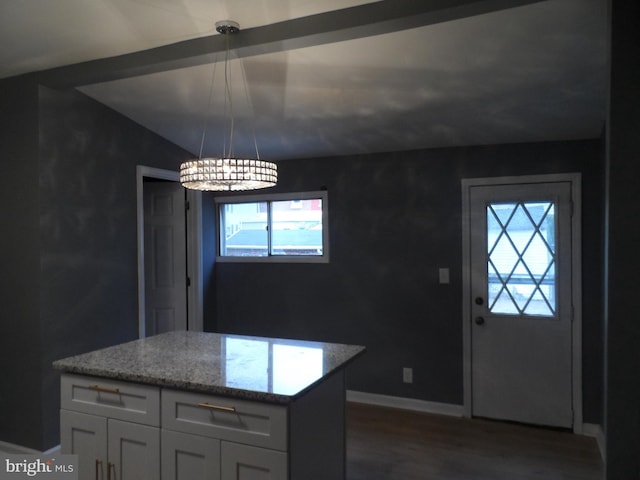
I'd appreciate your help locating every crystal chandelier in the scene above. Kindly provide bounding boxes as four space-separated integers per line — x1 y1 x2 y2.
180 20 277 191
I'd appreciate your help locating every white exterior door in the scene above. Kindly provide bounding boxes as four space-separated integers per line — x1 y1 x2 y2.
143 182 188 336
463 175 580 429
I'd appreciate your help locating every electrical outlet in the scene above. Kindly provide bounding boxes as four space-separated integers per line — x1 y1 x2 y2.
403 367 413 384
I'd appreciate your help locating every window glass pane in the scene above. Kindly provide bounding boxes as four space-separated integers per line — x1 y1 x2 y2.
487 201 556 317
220 202 268 256
270 199 323 256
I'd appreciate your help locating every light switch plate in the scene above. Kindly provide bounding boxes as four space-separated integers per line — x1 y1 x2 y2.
439 268 450 284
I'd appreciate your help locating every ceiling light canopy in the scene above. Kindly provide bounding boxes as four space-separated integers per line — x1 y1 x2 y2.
180 20 277 192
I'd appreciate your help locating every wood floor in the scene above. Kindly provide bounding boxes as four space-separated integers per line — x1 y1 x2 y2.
346 403 603 480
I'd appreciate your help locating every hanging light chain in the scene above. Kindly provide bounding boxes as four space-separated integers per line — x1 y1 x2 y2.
238 42 261 161
224 30 234 159
198 54 218 160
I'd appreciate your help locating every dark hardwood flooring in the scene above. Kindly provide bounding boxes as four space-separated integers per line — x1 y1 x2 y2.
346 403 603 480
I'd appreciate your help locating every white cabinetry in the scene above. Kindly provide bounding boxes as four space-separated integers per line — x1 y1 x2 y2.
161 389 287 480
60 374 160 479
60 370 346 480
60 410 106 479
221 442 287 480
162 429 220 480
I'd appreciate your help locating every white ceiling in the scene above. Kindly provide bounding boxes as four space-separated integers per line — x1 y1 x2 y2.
0 0 607 160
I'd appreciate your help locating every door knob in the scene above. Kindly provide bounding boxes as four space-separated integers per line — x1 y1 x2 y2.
475 316 485 325
475 297 484 305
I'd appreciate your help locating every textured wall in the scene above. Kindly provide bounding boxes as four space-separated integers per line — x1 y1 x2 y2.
37 86 193 449
0 83 192 450
0 76 43 449
0 76 606 450
211 139 605 422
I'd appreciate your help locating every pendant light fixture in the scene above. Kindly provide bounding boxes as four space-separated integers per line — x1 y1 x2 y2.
180 20 277 191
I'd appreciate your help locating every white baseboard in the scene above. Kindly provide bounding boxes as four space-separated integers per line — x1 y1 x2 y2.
0 440 39 454
347 390 464 417
43 445 61 455
583 423 606 461
0 441 60 456
347 391 605 462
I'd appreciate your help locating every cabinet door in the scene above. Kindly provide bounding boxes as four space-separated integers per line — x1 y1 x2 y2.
60 410 107 480
221 442 287 480
162 430 221 480
108 419 160 480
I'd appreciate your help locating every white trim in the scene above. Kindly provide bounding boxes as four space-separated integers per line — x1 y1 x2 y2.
136 166 203 338
43 445 61 455
186 188 203 333
0 440 39 454
346 392 603 460
571 175 584 434
583 423 606 461
347 390 464 417
0 442 61 455
461 173 583 433
215 190 329 264
215 190 325 204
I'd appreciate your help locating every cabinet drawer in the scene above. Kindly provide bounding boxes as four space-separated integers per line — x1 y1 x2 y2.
61 374 160 426
161 389 287 451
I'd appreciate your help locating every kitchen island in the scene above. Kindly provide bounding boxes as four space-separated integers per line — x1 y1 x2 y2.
54 331 365 480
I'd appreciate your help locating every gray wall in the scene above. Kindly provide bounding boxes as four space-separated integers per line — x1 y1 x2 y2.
605 0 640 477
0 77 607 450
0 81 192 450
210 139 605 423
0 76 43 449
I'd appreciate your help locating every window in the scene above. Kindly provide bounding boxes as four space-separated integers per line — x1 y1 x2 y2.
486 201 556 316
216 191 329 263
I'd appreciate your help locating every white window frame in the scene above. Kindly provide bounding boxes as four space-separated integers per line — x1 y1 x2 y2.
215 190 329 263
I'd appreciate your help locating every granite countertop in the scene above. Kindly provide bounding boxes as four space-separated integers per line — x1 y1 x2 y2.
53 331 365 404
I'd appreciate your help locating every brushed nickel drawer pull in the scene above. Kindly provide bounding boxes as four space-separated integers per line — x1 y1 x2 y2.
197 402 236 413
89 385 121 394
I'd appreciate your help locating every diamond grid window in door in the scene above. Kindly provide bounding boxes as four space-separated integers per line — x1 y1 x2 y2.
487 201 556 316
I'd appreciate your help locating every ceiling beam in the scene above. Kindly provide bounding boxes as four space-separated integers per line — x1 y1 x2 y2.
38 0 544 88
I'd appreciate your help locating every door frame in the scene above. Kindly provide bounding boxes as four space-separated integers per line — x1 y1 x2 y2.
136 165 203 338
461 173 583 433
